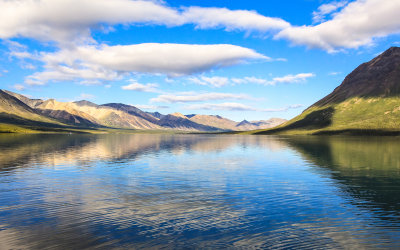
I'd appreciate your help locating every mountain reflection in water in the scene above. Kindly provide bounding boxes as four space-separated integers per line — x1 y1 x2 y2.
0 134 399 249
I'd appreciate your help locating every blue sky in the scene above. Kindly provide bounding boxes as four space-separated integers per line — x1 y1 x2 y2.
0 0 399 121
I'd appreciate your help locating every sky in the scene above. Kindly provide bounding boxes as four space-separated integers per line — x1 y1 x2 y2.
0 0 399 122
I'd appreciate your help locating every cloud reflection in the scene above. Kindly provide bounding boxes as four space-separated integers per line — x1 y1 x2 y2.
1 134 400 249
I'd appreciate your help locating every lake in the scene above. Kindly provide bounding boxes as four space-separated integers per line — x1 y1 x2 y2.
0 134 400 249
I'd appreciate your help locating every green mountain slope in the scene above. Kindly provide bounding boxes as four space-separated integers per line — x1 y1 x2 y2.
249 47 400 135
0 90 68 126
0 90 96 133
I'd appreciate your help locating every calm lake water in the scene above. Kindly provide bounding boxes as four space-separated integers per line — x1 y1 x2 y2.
0 134 400 249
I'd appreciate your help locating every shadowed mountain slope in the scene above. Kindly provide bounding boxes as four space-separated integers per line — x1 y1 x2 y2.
314 47 400 107
188 115 286 131
102 103 160 124
188 114 238 130
0 90 61 125
285 136 400 216
157 113 221 131
250 47 400 135
0 90 285 133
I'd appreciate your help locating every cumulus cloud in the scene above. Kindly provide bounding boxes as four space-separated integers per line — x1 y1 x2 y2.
0 0 182 43
185 103 303 112
150 92 251 103
24 43 266 85
0 0 289 44
13 84 25 91
134 104 169 110
312 1 348 23
25 64 119 85
5 40 35 59
276 0 400 51
185 102 258 111
0 0 399 54
268 73 315 85
182 7 290 32
194 73 315 87
231 76 270 85
189 76 230 88
122 80 160 92
76 93 95 100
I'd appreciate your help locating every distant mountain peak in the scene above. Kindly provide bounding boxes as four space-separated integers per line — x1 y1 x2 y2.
236 120 251 127
102 103 140 111
383 46 400 54
147 111 165 120
0 89 286 132
185 114 196 118
73 100 98 107
170 112 187 119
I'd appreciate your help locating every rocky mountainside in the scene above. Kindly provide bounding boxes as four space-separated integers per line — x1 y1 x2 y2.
4 90 44 108
101 103 160 124
36 98 161 130
0 90 286 132
0 90 60 124
156 113 220 131
188 114 239 130
314 47 400 107
252 47 400 135
187 114 286 131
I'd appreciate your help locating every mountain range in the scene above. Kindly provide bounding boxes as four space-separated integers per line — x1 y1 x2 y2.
0 90 286 133
250 46 400 135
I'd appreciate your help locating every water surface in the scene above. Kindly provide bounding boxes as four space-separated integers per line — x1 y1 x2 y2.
0 134 399 249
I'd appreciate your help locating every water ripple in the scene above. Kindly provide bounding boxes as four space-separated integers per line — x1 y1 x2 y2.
0 134 399 249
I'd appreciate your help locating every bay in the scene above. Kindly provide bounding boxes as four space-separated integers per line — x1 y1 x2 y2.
0 134 399 249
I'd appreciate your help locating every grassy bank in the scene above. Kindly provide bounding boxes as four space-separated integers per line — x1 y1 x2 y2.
0 122 197 134
242 97 400 136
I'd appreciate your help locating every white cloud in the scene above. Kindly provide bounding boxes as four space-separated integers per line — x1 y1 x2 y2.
0 0 289 44
150 92 251 103
268 73 315 85
188 73 314 88
0 0 399 54
13 84 25 91
164 78 175 83
79 80 103 85
189 76 229 88
24 43 266 84
182 7 290 32
185 102 303 112
276 0 400 51
231 76 270 85
0 0 182 43
275 58 288 62
185 102 258 111
262 104 304 112
231 73 314 86
328 71 342 76
76 93 95 100
122 80 160 92
25 64 119 85
21 64 36 70
134 104 169 110
312 1 348 23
